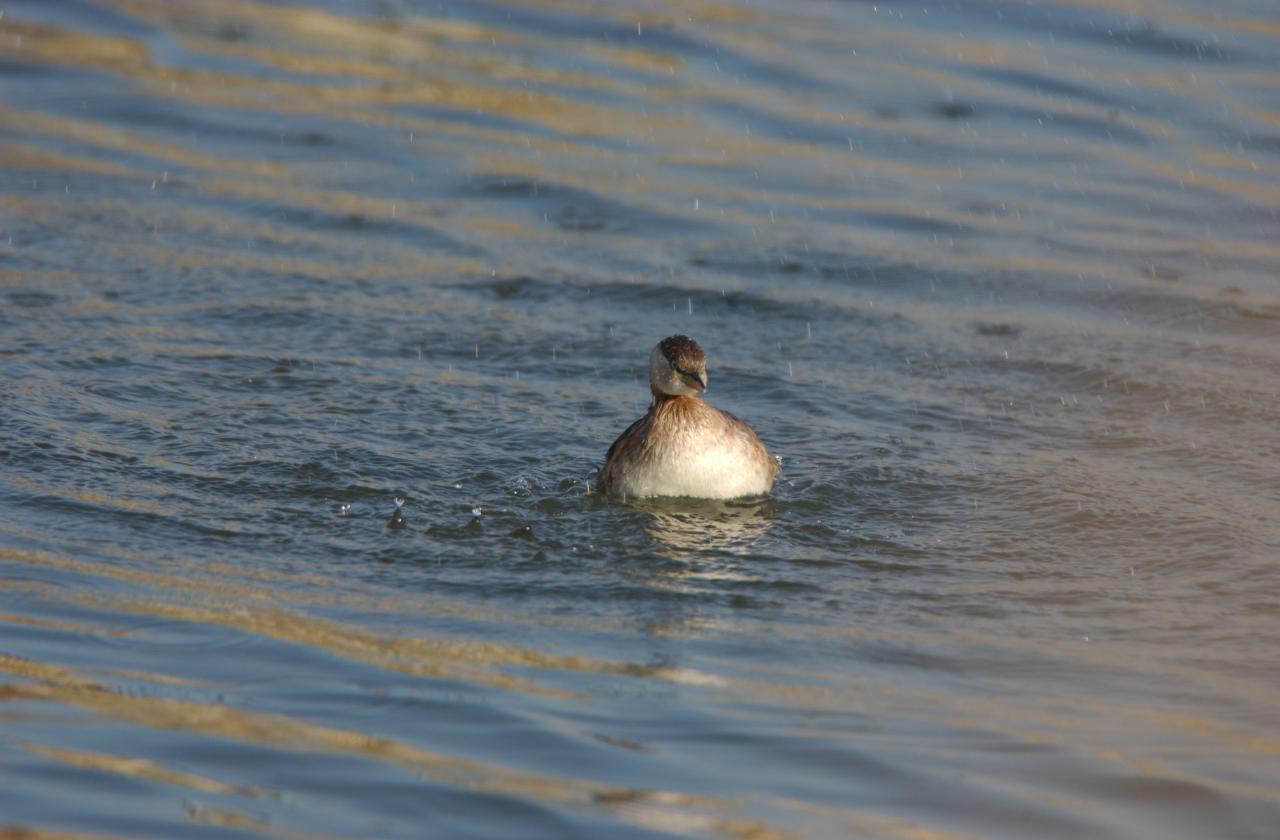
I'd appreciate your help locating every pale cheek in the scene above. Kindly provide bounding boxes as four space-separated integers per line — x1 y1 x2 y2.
669 377 697 396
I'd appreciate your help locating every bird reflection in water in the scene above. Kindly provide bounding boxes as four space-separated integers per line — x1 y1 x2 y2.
632 496 775 556
617 497 776 639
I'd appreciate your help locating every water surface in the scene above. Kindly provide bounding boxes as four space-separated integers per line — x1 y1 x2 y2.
2 1 1279 838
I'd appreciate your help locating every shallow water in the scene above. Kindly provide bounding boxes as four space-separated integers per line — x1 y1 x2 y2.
2 0 1279 837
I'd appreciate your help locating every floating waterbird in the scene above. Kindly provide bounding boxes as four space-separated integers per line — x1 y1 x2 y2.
600 335 777 499
386 496 406 529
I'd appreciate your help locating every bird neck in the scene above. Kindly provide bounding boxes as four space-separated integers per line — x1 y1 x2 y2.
649 389 700 407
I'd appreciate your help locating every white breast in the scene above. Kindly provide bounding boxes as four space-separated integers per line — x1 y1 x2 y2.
613 416 774 500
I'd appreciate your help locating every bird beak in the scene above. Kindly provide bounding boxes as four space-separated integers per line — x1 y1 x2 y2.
680 371 706 392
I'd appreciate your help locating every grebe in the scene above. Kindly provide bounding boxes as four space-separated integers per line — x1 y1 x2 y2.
599 335 778 500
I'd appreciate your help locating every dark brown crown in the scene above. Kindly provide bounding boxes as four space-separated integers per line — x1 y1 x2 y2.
658 335 706 372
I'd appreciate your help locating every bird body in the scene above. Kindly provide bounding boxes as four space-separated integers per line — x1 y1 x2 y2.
600 336 777 500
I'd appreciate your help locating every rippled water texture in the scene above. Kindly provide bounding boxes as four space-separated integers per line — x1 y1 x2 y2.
2 1 1279 837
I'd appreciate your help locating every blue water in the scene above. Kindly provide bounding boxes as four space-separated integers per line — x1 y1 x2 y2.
2 1 1279 837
